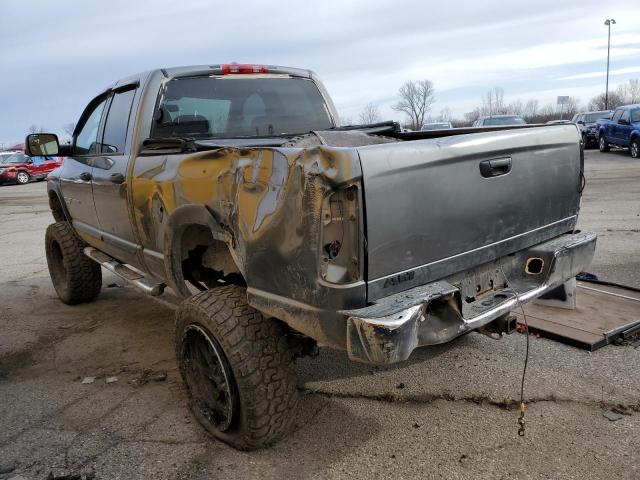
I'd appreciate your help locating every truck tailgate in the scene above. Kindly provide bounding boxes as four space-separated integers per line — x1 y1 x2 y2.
358 125 582 300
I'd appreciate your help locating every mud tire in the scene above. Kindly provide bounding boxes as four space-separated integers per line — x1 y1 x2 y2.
175 285 298 450
45 222 102 304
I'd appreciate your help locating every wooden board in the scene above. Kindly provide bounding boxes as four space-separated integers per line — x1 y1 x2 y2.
513 282 640 350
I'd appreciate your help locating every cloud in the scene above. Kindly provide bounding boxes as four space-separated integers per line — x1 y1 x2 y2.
1 0 640 142
559 66 640 81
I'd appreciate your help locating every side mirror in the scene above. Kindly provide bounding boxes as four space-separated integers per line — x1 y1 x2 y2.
25 133 60 156
577 121 584 125
59 144 73 156
619 118 629 125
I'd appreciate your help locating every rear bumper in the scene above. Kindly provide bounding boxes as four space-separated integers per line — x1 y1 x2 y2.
0 171 17 183
342 232 596 364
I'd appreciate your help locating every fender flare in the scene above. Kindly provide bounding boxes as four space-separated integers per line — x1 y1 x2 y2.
163 204 235 297
47 184 72 222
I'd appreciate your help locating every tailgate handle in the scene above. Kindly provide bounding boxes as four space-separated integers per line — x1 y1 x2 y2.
480 157 512 177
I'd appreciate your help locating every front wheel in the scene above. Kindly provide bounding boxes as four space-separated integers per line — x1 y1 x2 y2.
45 222 102 304
16 171 30 184
175 285 298 450
599 135 610 152
631 138 639 159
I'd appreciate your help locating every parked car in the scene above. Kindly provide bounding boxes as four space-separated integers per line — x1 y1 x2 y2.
421 121 452 131
572 111 611 148
27 63 595 449
596 105 640 157
472 115 526 127
0 153 62 185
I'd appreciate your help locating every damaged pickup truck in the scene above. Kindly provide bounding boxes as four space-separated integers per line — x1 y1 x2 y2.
27 64 596 449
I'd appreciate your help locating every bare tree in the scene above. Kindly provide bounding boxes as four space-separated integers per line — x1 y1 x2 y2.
562 97 580 118
481 90 493 116
62 122 76 136
538 104 556 117
481 87 506 115
340 116 354 127
616 78 640 104
523 99 539 118
588 91 624 111
464 107 481 124
507 99 524 116
392 80 435 130
628 79 640 103
437 107 453 122
29 125 46 134
358 102 381 124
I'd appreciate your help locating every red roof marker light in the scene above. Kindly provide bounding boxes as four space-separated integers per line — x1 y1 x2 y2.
221 64 269 74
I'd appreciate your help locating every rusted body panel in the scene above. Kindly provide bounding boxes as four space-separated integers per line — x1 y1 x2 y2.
131 145 366 347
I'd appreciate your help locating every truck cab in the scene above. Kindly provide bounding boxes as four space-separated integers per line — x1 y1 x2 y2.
597 104 640 157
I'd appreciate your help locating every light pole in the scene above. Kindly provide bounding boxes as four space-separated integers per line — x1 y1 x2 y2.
604 18 616 109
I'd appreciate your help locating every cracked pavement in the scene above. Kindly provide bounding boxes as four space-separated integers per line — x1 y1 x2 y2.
0 149 639 479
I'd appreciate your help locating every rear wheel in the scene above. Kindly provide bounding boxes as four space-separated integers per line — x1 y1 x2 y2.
45 222 102 304
599 135 610 152
581 133 589 149
631 138 639 159
16 171 30 184
175 285 298 450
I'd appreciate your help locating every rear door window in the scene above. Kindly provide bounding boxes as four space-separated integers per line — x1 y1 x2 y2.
101 89 136 154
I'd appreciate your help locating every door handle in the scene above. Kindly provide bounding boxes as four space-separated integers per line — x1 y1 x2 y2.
79 172 92 182
110 173 125 184
479 157 512 178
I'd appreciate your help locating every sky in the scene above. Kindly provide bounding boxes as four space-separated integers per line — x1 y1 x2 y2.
1 0 639 146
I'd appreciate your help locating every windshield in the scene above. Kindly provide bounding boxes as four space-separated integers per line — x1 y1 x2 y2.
0 154 29 164
483 116 526 126
153 76 334 139
584 112 610 122
422 123 450 130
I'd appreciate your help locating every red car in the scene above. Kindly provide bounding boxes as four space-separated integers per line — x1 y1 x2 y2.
0 152 63 185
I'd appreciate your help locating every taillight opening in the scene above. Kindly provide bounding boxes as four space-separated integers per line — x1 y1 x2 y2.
319 185 360 284
221 64 269 75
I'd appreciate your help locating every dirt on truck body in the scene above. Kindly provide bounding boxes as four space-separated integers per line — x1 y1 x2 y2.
26 63 596 449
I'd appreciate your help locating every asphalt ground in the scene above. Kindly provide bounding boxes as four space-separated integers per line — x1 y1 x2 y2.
0 148 638 479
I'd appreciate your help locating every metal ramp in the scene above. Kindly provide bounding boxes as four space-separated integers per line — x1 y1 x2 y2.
514 281 640 351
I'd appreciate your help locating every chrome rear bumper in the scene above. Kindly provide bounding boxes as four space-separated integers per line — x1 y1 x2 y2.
343 232 597 364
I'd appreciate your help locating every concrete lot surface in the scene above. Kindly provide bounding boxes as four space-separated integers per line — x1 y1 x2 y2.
0 149 639 479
